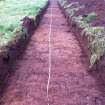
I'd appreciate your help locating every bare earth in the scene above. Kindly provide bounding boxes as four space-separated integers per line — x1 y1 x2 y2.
0 0 105 105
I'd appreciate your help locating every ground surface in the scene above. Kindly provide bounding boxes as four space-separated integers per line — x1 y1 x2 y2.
0 0 105 105
68 0 105 27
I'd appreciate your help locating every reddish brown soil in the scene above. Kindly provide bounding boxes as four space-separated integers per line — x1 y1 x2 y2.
0 0 105 105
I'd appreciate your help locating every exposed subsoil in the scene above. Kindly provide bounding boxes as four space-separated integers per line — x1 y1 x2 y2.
0 0 105 105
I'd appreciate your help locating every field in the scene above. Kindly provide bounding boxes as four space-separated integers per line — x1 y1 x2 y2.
0 0 47 46
0 0 105 105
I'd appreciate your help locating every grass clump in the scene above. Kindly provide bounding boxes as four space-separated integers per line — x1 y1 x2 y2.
81 26 105 67
72 12 97 28
59 0 84 17
81 27 105 40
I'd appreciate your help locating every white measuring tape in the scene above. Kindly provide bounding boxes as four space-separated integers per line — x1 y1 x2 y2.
47 0 53 105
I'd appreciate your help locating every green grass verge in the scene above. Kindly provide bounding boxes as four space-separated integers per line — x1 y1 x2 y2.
0 0 47 46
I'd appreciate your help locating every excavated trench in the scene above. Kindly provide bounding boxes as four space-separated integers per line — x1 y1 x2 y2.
0 0 105 105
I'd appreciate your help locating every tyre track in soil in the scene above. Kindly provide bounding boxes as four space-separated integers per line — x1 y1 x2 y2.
1 0 105 105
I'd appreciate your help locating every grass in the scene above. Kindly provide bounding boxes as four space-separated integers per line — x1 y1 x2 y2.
59 0 84 17
0 0 47 45
81 26 105 67
72 12 97 29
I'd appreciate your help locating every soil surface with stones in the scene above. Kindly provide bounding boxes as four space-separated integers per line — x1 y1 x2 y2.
0 0 105 105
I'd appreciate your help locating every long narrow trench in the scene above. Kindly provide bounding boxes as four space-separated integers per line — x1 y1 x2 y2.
0 0 105 105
